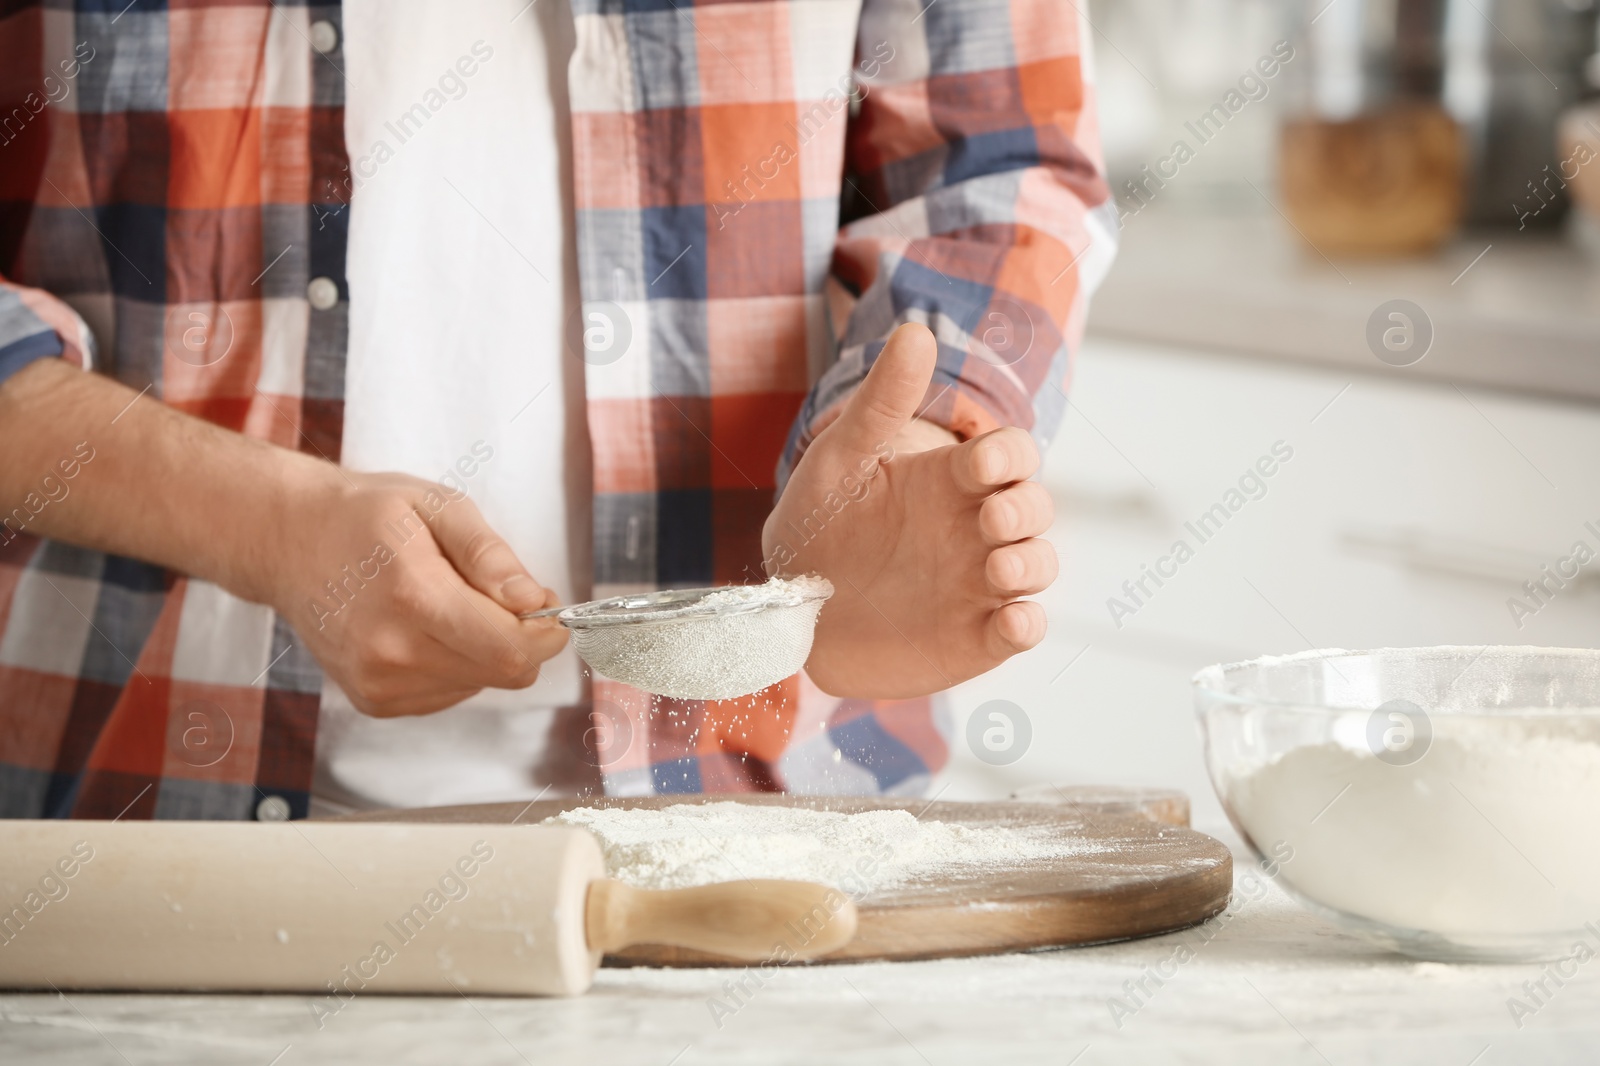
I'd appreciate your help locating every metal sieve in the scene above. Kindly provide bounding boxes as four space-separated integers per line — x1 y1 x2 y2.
519 577 834 701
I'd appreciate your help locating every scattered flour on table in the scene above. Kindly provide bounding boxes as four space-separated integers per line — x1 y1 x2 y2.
543 802 1093 892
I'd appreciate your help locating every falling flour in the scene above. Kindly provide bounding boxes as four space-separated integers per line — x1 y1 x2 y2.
1228 715 1600 939
543 802 1090 894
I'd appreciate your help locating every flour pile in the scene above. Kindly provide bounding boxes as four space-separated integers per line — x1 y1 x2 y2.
1228 715 1600 938
544 802 1088 894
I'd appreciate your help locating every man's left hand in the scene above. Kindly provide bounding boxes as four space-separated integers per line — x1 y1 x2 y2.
762 323 1057 699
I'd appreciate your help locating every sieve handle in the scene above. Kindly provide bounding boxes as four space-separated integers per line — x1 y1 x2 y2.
518 606 566 621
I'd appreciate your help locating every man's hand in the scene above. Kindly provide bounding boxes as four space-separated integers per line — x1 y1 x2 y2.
0 359 566 719
763 323 1056 699
266 468 569 717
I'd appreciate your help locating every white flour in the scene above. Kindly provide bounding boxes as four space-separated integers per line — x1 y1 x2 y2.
570 576 831 701
544 802 1089 893
1228 715 1600 938
693 577 824 611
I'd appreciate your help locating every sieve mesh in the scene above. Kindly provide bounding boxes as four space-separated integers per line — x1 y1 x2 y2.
561 576 833 700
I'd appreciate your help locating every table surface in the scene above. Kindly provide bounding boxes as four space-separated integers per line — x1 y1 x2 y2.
5 835 1597 1066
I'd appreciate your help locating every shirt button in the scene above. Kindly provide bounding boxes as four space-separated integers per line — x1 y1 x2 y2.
307 276 340 311
255 795 292 822
309 19 339 55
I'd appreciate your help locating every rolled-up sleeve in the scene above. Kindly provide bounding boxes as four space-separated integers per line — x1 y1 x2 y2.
778 0 1119 490
0 279 94 385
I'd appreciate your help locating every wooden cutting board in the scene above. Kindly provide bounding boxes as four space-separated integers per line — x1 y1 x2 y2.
331 788 1232 965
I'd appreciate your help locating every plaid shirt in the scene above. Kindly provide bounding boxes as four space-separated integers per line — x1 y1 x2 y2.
0 0 1112 820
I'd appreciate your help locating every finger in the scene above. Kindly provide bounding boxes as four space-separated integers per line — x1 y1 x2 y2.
428 495 551 614
356 628 536 696
985 600 1047 658
403 565 569 686
950 427 1040 496
986 539 1059 596
826 322 938 459
978 481 1054 544
354 687 483 719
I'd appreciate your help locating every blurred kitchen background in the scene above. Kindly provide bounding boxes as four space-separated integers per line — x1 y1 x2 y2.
941 0 1600 828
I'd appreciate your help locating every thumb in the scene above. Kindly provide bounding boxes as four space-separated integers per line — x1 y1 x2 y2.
826 322 937 458
428 495 550 614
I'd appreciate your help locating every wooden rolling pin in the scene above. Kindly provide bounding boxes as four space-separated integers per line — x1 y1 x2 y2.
0 821 855 996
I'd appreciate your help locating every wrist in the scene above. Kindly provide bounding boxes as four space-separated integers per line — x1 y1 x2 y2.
214 447 346 611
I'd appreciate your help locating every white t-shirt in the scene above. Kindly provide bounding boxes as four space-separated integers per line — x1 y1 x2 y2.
312 0 588 814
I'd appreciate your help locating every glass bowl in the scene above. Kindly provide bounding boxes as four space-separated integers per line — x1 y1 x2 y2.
1194 646 1600 962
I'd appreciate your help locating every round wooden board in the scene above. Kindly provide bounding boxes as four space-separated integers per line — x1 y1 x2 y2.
329 789 1233 966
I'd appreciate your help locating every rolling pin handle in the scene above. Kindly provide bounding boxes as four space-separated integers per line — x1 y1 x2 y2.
585 879 857 962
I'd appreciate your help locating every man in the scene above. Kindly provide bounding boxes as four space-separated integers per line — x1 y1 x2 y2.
0 0 1113 820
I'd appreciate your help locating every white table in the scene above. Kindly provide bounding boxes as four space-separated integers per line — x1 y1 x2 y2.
5 846 1597 1066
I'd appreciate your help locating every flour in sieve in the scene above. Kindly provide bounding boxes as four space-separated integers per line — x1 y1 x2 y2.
543 802 1093 893
692 576 828 611
572 575 831 701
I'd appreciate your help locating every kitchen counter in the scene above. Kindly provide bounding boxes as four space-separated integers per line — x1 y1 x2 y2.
5 838 1597 1066
1090 208 1600 405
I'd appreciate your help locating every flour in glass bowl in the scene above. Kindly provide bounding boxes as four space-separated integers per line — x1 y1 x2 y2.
1227 715 1600 938
543 802 1091 893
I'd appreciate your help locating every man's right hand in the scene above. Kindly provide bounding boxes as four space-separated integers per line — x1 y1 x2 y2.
267 468 569 717
0 359 567 719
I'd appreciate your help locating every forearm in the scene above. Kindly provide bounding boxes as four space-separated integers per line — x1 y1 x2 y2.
0 359 331 605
